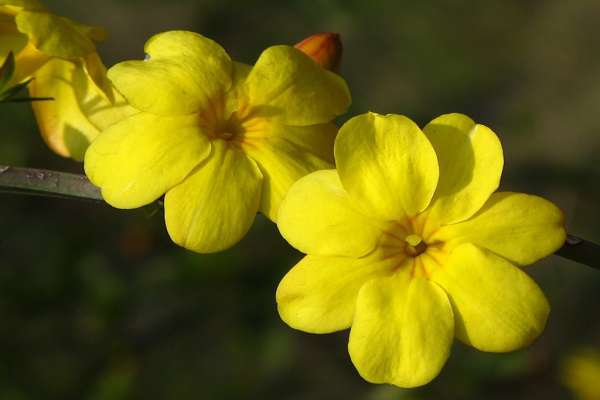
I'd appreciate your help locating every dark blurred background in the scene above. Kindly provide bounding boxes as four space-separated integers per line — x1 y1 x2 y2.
1 0 600 399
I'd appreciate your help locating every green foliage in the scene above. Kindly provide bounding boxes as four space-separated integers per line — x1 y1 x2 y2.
0 52 53 103
0 52 16 92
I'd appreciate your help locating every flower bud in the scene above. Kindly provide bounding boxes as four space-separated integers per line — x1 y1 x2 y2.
294 32 342 72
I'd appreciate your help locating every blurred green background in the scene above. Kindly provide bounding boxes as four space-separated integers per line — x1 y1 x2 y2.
2 0 600 399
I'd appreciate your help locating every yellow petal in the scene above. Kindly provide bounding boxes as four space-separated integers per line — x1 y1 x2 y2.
164 140 263 253
28 58 98 159
430 243 550 352
84 112 211 208
67 18 106 42
15 11 96 58
243 121 337 221
334 113 439 220
422 113 503 234
277 250 402 334
561 348 600 400
108 30 232 115
244 45 350 126
0 26 28 65
432 192 566 265
28 58 135 160
0 19 49 83
277 170 384 257
0 0 46 12
75 54 136 131
348 269 454 388
82 51 114 101
10 41 49 82
224 61 251 118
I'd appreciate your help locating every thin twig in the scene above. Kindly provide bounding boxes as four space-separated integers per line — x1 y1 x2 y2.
0 165 102 202
1 165 599 269
555 234 600 270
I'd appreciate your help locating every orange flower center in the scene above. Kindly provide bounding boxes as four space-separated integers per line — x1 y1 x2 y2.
197 94 267 149
381 214 447 278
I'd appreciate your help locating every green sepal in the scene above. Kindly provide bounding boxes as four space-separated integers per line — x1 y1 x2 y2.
0 52 16 92
0 77 53 103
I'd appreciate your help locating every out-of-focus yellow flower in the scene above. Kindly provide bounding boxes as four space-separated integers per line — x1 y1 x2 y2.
294 32 342 72
276 112 566 388
0 0 103 83
84 31 351 253
28 55 135 160
0 0 134 160
562 348 600 400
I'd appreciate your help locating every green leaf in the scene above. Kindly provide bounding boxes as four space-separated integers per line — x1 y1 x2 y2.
1 96 54 103
0 77 32 101
0 51 16 92
0 77 53 103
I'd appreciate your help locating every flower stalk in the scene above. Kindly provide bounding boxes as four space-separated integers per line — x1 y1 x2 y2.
0 164 598 269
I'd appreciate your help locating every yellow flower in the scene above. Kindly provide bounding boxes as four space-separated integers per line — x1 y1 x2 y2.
0 0 134 160
0 0 103 83
84 31 351 253
562 348 600 400
276 112 566 388
28 55 135 160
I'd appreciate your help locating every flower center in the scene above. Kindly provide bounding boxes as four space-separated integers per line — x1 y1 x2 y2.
382 215 448 277
213 112 245 142
198 94 264 148
404 233 427 257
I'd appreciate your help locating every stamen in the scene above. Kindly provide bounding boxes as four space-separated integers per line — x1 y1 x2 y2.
210 112 245 142
405 234 422 247
405 234 427 257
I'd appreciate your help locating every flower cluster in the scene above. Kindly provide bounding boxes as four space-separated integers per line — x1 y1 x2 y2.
1 2 568 389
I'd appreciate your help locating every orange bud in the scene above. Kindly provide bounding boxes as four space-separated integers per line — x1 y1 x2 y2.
294 32 342 72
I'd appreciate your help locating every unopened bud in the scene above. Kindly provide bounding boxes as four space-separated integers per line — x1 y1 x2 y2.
294 32 342 72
